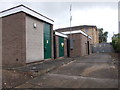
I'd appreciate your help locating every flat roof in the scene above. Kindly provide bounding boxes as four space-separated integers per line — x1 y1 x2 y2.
61 30 92 39
0 4 54 24
55 32 68 38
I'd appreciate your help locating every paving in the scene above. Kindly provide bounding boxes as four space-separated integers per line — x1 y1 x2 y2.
15 53 119 88
14 57 76 76
2 57 76 88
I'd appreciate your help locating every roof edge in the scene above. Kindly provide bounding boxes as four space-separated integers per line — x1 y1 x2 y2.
61 30 92 39
0 4 54 24
55 32 68 38
55 25 97 31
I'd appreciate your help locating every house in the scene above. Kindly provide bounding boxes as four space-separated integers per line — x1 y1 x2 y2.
0 5 54 65
53 31 68 59
55 29 92 57
55 25 99 44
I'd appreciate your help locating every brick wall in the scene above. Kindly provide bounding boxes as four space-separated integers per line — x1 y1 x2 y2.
54 35 67 58
80 34 88 56
2 12 54 65
64 38 68 57
2 12 26 65
67 33 88 57
55 36 59 58
56 26 99 44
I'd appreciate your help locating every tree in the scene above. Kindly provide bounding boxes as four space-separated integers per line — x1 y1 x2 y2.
112 33 120 52
103 31 108 42
99 28 108 43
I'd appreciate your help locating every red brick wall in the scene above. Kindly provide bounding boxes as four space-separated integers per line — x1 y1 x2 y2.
55 26 98 44
80 34 88 56
64 38 68 57
68 33 88 57
55 36 59 58
54 35 67 58
69 34 81 57
2 12 26 66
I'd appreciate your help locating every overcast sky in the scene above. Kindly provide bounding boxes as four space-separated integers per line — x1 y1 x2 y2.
0 1 119 42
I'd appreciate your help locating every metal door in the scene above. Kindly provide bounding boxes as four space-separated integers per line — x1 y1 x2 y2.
44 23 51 59
87 41 90 55
59 37 64 57
53 35 57 59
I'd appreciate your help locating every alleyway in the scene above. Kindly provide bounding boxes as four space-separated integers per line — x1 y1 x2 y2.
16 53 119 88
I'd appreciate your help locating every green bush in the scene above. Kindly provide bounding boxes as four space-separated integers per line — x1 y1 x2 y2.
112 33 120 53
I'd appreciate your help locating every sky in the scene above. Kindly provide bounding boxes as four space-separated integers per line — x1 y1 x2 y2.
0 0 119 42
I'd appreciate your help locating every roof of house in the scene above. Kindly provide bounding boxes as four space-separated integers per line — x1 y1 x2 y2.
55 25 97 32
0 4 54 24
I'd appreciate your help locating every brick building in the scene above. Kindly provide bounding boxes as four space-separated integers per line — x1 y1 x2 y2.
0 5 95 66
0 5 54 65
53 31 68 59
55 25 99 44
55 29 92 57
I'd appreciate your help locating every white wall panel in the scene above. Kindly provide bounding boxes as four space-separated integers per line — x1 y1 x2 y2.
26 15 44 63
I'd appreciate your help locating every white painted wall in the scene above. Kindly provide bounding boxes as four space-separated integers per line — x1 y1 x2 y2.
26 15 44 63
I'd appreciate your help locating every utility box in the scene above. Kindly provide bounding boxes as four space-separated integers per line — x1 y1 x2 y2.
55 25 99 45
53 31 68 59
1 5 54 66
55 29 92 57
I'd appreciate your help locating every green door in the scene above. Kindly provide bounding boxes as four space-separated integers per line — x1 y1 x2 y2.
59 37 64 57
44 23 51 59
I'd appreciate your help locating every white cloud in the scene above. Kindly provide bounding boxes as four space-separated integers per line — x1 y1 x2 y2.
71 7 118 42
0 2 118 42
